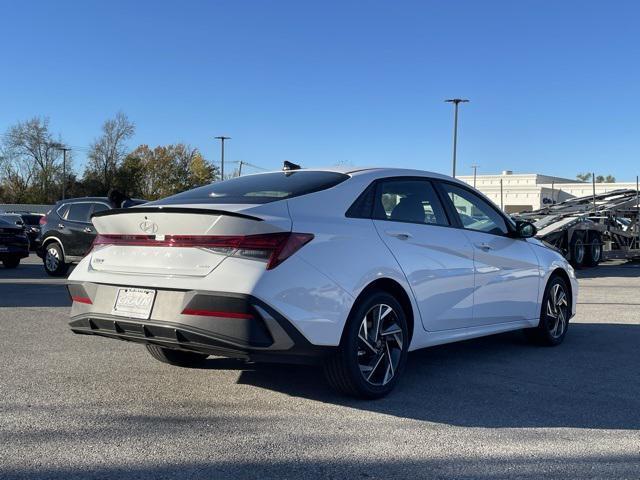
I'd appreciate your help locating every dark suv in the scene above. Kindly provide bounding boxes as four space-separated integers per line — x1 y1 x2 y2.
37 197 143 276
7 212 44 250
0 218 29 268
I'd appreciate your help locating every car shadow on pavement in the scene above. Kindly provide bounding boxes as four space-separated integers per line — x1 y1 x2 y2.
576 260 640 279
0 262 71 307
2 454 639 480
226 323 640 430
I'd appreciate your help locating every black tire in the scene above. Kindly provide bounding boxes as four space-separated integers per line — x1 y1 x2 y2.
569 232 586 268
584 232 603 267
2 256 20 268
43 242 69 277
145 344 209 367
324 290 409 399
525 275 571 346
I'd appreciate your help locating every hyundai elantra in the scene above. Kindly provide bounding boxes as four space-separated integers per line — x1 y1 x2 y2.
67 167 577 398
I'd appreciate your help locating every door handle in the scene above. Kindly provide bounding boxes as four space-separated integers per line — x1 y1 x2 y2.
83 227 93 233
386 230 412 240
475 242 493 251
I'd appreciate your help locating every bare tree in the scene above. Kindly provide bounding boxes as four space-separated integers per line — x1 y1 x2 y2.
2 117 64 202
85 112 135 192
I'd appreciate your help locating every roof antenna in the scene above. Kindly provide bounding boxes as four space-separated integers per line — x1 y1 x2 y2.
283 160 301 172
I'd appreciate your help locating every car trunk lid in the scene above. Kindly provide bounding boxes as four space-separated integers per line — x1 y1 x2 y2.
89 203 291 277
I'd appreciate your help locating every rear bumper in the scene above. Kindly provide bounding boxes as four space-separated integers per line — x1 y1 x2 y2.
0 244 29 260
68 282 334 364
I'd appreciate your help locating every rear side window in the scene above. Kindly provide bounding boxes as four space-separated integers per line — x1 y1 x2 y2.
56 204 70 219
153 171 349 205
374 179 449 226
65 203 93 223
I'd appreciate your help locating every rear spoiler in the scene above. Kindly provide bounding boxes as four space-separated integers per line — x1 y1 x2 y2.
91 206 263 222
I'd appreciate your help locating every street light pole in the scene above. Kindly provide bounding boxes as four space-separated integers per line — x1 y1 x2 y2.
471 164 479 188
52 144 71 200
214 136 231 181
445 98 469 178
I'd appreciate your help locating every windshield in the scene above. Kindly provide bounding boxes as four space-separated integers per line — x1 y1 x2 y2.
153 171 349 205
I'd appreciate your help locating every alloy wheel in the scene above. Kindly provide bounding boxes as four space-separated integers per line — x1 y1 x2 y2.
546 283 568 338
46 247 60 271
357 304 404 386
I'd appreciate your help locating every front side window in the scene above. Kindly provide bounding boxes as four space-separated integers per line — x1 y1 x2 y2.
153 171 349 205
65 203 93 223
374 179 449 226
441 183 509 235
92 203 110 215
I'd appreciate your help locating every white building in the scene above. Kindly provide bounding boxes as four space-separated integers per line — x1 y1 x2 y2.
456 171 639 213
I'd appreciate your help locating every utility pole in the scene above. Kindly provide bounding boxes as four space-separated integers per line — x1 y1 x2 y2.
214 136 231 181
500 178 504 211
52 144 71 200
471 164 479 188
238 160 244 177
592 172 596 215
445 98 469 178
636 175 640 248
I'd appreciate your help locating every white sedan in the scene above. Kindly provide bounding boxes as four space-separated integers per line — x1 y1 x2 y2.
67 167 577 398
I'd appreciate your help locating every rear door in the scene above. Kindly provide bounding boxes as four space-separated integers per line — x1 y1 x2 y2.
64 202 95 256
371 178 476 331
437 181 540 324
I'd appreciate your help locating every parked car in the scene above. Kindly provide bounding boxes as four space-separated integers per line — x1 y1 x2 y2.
7 212 44 250
67 167 578 398
0 213 26 228
0 218 29 268
37 197 144 276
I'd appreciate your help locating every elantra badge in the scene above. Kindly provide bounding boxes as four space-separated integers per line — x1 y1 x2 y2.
139 221 158 234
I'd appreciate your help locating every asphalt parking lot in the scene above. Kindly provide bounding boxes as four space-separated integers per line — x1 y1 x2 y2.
1 255 639 479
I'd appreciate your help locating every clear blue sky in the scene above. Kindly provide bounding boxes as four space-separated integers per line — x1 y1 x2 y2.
1 0 639 180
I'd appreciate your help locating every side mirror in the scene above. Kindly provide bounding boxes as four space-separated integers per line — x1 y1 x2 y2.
515 220 537 238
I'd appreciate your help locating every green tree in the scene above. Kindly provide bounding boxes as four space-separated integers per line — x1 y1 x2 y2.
576 172 592 182
117 144 217 200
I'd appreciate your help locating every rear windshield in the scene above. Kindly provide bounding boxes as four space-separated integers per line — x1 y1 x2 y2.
153 171 349 205
21 215 42 225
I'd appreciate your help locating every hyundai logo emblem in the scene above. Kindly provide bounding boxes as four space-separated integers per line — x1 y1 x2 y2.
139 221 158 234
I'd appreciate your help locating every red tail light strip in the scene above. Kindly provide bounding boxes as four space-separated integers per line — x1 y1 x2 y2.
71 296 92 305
91 232 314 270
181 308 253 319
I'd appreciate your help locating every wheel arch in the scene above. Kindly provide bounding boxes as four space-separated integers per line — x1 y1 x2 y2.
41 236 65 257
350 278 415 345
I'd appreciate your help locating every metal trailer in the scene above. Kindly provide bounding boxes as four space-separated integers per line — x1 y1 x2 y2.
514 189 640 268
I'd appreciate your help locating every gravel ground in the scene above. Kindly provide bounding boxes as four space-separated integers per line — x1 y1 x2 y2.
1 255 639 479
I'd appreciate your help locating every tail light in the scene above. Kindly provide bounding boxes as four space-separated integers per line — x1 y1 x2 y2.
39 215 47 226
90 232 314 270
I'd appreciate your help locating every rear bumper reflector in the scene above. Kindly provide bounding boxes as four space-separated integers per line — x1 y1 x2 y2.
181 308 253 319
71 296 92 305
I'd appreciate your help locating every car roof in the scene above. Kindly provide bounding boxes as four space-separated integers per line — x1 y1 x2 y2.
241 166 463 184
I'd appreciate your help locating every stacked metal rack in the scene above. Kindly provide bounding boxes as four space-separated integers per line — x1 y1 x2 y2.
514 189 640 267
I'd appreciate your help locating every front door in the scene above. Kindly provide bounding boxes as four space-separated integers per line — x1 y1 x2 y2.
372 178 476 331
438 182 541 324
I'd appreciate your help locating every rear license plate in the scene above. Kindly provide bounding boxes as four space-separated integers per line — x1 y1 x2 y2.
112 288 156 319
